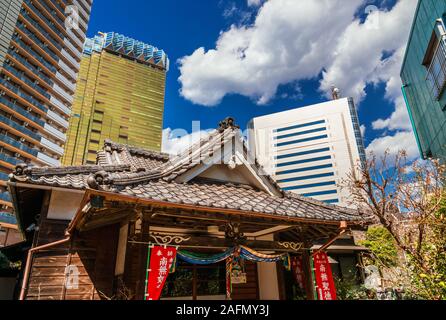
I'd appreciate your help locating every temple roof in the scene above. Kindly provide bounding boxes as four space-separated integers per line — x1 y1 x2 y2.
8 118 371 225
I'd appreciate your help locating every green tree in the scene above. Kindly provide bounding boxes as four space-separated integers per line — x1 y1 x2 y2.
344 151 446 300
360 226 398 268
0 251 11 271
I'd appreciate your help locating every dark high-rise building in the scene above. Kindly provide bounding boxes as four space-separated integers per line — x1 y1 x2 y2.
0 0 93 212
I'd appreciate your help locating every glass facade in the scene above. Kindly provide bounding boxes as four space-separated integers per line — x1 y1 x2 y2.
401 0 446 160
249 97 366 208
0 0 92 210
62 32 168 165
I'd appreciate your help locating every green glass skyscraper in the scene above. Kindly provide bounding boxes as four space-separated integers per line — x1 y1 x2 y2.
62 32 168 166
401 0 446 160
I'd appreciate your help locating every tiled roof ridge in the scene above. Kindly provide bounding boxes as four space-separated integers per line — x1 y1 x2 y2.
190 176 258 191
103 139 171 161
106 128 238 186
28 164 131 177
284 191 365 217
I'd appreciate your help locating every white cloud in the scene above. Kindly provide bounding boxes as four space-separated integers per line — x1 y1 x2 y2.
162 128 213 155
179 0 416 108
319 2 416 104
372 95 412 131
178 0 419 159
179 0 363 106
247 0 264 7
360 124 366 137
366 131 419 161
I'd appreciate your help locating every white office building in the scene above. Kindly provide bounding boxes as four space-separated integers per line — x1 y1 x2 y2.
248 97 366 208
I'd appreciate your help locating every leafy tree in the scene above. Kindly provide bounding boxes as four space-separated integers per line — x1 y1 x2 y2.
360 226 398 268
334 277 371 300
344 151 446 300
0 251 11 271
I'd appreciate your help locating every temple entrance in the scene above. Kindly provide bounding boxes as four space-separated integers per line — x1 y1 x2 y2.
161 260 226 300
281 266 307 300
161 259 259 300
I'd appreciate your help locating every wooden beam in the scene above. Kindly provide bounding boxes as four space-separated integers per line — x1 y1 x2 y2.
86 189 353 227
79 212 130 232
250 225 295 238
312 221 348 256
129 234 305 252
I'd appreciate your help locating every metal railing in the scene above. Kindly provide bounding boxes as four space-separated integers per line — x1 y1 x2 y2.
23 0 62 39
3 65 51 100
0 114 41 141
0 153 20 166
19 13 62 51
9 50 54 87
0 192 12 202
0 93 45 127
0 79 48 114
0 133 39 157
12 36 57 73
16 23 60 63
426 36 446 100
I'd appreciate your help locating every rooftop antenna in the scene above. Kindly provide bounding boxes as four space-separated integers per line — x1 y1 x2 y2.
331 85 340 100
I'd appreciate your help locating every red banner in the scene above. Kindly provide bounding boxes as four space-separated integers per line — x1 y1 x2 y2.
146 246 177 300
313 252 337 300
291 256 306 291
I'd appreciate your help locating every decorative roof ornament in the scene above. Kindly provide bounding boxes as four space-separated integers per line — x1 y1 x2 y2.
104 139 124 153
9 163 31 182
218 117 240 133
227 155 238 170
87 171 113 190
331 85 341 100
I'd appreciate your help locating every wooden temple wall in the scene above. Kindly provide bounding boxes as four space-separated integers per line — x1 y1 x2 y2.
25 194 119 300
231 261 259 300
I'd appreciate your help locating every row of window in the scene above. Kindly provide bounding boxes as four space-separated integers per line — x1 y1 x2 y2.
281 181 336 191
274 119 326 133
275 134 328 148
276 163 333 176
275 127 327 140
277 172 335 183
276 155 332 168
275 147 331 160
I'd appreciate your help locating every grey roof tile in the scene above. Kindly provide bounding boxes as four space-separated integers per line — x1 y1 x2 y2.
9 120 372 225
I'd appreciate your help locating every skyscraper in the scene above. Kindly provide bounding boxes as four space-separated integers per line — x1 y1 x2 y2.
248 97 366 208
62 32 169 166
0 0 92 210
401 0 446 161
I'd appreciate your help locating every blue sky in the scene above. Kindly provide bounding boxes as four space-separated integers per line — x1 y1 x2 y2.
86 0 419 158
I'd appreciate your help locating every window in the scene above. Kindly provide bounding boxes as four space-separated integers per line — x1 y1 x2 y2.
275 127 327 140
423 20 446 100
301 189 338 197
275 135 329 147
161 260 226 299
275 147 331 160
282 181 337 191
276 155 332 168
275 120 326 133
276 164 334 176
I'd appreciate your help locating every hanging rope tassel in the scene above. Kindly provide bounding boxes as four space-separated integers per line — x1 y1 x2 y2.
226 256 232 300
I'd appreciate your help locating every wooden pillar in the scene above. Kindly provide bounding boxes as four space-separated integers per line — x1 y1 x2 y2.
3 228 10 246
114 220 129 277
114 220 129 299
302 249 316 300
256 234 280 300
